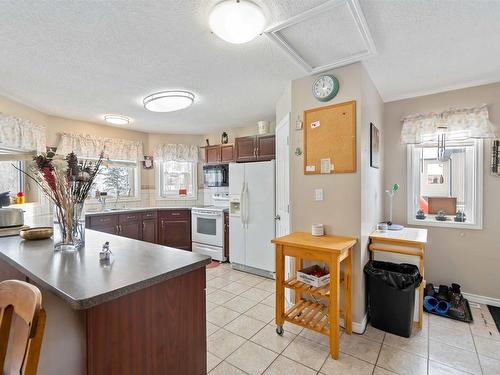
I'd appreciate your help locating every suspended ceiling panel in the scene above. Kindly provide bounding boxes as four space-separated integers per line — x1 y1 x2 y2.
265 0 376 74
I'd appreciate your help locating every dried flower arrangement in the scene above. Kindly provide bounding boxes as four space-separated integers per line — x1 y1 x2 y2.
14 151 103 249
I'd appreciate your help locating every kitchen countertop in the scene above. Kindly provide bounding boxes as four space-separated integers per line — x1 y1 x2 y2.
85 206 192 216
0 229 210 310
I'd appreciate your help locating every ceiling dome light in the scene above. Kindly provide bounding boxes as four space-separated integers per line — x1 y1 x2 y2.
104 115 130 125
209 0 266 44
143 90 195 112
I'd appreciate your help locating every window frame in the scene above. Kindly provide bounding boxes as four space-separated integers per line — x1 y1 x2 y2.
156 160 198 201
406 140 483 230
85 159 141 203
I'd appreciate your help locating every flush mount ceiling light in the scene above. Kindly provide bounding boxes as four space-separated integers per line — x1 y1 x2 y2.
209 0 266 44
104 115 130 125
143 90 195 112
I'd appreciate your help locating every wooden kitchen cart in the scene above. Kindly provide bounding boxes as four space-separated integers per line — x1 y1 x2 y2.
369 228 428 329
271 232 357 359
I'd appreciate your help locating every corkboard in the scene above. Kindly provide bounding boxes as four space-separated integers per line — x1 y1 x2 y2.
303 100 356 174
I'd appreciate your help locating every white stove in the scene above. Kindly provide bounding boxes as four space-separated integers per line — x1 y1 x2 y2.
191 192 229 262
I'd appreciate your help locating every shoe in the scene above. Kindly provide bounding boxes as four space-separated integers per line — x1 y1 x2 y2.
435 285 449 301
424 296 438 311
435 300 451 315
425 283 435 297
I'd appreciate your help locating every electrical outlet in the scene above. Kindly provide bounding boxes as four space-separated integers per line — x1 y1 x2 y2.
315 188 323 201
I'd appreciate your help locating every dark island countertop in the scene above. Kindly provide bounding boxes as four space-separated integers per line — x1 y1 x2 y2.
0 229 210 310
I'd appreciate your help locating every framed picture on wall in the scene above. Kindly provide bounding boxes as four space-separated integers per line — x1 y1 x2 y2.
370 123 380 169
143 156 154 169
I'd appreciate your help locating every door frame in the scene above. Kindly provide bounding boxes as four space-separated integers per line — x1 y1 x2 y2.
275 112 291 236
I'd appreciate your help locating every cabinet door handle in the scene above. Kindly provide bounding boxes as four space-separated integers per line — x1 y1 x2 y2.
115 225 119 234
171 212 180 216
142 222 145 230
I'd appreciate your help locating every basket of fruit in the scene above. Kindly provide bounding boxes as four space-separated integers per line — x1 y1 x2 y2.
297 265 330 288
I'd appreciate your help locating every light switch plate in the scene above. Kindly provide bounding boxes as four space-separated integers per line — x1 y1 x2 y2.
315 188 323 201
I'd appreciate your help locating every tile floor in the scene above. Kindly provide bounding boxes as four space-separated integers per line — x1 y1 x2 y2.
206 263 500 375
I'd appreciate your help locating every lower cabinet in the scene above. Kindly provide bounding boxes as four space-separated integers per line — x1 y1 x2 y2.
142 218 157 243
86 209 190 250
158 211 192 251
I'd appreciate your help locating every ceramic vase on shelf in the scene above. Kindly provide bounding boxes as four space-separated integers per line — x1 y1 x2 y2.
16 151 103 252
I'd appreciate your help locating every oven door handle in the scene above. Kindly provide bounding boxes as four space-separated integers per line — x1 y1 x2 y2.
193 213 222 219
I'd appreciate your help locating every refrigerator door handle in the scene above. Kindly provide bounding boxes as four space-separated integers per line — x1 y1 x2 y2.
240 182 246 226
243 182 249 228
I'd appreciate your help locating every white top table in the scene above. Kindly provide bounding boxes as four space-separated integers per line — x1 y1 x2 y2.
369 228 428 245
369 227 428 329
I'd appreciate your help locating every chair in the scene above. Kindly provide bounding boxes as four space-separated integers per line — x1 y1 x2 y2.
0 280 46 375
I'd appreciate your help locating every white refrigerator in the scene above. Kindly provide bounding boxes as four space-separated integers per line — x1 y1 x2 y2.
229 161 275 277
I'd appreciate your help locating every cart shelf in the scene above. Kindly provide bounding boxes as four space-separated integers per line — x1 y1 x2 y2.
284 299 345 336
283 276 344 298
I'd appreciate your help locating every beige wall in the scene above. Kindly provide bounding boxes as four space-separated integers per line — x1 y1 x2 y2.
276 63 384 325
384 82 500 300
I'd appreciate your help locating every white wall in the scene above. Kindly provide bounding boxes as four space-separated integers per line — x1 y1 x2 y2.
359 65 385 318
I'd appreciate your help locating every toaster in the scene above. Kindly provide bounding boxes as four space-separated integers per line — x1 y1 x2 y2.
0 208 25 228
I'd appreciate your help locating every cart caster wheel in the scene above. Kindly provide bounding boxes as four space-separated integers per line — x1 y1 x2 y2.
276 326 284 336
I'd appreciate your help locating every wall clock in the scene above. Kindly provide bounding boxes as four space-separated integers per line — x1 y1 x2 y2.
312 75 340 102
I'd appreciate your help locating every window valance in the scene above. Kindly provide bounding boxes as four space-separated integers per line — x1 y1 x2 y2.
0 113 46 153
401 104 497 144
155 144 199 162
57 133 143 161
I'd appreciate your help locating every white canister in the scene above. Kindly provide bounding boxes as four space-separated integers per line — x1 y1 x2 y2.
311 224 324 236
258 120 270 134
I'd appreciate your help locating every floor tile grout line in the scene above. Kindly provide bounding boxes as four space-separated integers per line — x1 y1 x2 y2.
372 331 385 374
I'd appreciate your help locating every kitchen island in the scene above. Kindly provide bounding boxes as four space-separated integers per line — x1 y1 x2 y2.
0 229 211 375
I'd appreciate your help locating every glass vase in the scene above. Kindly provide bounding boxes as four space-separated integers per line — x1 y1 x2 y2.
54 202 85 252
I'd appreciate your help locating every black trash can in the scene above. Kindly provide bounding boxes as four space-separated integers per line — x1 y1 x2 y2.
364 261 422 338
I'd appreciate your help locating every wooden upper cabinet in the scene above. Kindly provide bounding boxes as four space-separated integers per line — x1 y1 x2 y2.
235 135 275 162
235 136 257 162
205 145 220 164
256 135 276 161
220 144 234 163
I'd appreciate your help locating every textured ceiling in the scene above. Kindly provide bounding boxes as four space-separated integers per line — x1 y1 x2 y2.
360 0 500 102
1 0 500 133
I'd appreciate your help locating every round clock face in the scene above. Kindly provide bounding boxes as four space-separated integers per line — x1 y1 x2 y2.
312 75 339 102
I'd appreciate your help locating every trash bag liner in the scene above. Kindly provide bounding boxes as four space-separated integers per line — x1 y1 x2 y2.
364 261 422 290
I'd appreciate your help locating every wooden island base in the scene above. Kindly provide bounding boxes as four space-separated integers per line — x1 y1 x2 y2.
0 261 207 375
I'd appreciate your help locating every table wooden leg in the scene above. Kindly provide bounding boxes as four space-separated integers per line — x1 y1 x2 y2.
344 248 352 335
329 255 340 359
294 257 303 304
275 244 285 330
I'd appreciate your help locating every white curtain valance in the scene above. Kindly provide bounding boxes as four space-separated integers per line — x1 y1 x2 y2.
401 104 497 144
57 133 143 161
0 113 46 153
155 144 198 162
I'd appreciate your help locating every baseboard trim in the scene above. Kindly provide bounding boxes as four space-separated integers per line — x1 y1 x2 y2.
340 314 368 334
463 292 500 308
